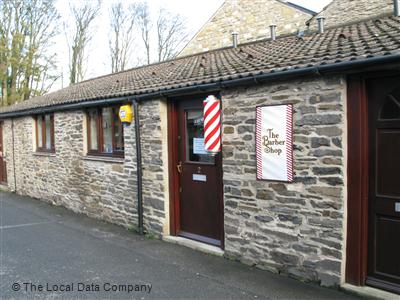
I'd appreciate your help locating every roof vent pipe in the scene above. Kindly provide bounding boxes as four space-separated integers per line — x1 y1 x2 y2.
394 0 400 16
269 25 277 41
317 17 325 34
231 32 238 48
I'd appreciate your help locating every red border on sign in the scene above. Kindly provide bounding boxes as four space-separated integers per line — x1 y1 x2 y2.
256 106 263 180
286 104 294 182
255 104 294 183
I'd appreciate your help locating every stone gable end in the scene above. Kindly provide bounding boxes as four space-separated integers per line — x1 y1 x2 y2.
179 0 313 56
308 0 394 30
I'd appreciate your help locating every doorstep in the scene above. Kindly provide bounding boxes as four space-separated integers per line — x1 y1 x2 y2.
163 236 224 257
341 283 400 300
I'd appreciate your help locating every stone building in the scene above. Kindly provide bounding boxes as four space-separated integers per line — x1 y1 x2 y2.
178 0 315 56
307 0 394 30
1 5 400 298
180 0 396 57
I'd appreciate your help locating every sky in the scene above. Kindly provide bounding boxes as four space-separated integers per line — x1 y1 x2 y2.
52 0 332 91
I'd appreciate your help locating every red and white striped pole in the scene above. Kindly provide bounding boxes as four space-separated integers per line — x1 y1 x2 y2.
203 95 221 155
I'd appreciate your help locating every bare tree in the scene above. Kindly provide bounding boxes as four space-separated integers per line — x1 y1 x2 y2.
109 2 137 73
68 1 101 84
0 0 59 105
132 2 151 65
129 3 189 65
156 9 188 62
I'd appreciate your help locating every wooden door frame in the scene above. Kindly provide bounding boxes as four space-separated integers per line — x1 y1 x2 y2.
167 99 180 236
346 74 369 285
346 71 400 286
167 93 225 248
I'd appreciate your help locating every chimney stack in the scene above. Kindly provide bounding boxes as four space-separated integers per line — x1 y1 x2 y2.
231 32 238 48
317 17 325 34
394 0 399 17
269 25 277 41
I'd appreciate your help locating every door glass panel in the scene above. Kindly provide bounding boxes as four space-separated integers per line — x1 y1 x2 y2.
102 107 113 153
186 110 214 163
380 96 400 120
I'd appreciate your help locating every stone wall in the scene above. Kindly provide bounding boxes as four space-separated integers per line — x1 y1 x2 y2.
308 0 393 31
3 120 16 192
179 0 313 56
139 99 169 236
221 75 347 286
0 77 349 287
2 101 167 236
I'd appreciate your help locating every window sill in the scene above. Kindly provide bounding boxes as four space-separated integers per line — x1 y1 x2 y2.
33 151 56 157
81 155 124 164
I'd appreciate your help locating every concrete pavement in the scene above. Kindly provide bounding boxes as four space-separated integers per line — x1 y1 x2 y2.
0 192 360 299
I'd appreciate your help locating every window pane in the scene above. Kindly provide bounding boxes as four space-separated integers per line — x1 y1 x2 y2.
186 110 214 163
89 110 98 150
102 107 113 153
37 117 43 148
113 108 124 151
380 96 400 120
45 115 51 149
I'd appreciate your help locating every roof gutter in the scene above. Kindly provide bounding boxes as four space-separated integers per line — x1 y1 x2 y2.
1 53 400 119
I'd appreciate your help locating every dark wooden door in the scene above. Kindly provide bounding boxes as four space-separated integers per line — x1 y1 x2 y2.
0 122 6 183
366 76 400 294
176 97 223 246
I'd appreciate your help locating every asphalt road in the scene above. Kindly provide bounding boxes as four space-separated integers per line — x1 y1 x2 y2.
0 192 360 299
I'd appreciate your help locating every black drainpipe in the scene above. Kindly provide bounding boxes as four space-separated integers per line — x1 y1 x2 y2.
132 99 144 235
11 118 17 193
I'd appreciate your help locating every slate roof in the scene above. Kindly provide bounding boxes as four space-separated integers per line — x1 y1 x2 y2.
1 15 400 115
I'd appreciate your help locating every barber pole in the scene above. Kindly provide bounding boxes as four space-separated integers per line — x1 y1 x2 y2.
203 95 221 155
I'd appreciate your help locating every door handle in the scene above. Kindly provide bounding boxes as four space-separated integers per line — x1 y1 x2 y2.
177 161 182 174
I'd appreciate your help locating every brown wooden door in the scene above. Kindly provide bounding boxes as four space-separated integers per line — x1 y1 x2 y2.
0 122 7 183
175 97 223 247
366 76 400 294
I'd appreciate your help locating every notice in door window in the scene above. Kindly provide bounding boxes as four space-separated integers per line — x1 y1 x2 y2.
186 110 214 163
193 138 207 155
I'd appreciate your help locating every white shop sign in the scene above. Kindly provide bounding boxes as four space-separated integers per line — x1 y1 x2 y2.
256 104 293 182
